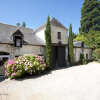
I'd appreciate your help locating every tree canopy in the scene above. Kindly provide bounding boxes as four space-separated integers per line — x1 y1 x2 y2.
16 23 20 26
22 22 26 27
75 30 100 49
85 30 100 49
79 0 100 34
74 34 87 42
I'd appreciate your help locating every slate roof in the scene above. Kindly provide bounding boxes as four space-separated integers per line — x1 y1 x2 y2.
34 17 68 33
73 41 91 48
0 23 45 46
50 17 67 29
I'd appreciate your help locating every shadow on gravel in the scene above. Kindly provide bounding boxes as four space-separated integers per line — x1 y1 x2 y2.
0 76 8 82
17 66 74 81
16 70 52 81
0 65 77 82
52 65 74 71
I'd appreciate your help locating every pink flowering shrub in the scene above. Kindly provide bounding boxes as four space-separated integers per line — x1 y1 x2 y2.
5 54 46 79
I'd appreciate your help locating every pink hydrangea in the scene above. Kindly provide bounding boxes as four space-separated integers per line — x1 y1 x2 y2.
16 61 18 64
30 63 33 67
42 68 44 70
20 62 23 64
7 73 10 76
30 69 32 74
8 60 14 65
25 67 28 71
11 72 16 77
14 58 16 60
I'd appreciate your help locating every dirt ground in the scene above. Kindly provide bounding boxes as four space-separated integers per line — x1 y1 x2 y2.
0 62 100 100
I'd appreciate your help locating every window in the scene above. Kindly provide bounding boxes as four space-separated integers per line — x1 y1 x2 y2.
58 32 61 39
15 36 22 47
13 29 23 47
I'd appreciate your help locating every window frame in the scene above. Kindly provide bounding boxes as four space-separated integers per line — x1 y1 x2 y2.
58 32 61 39
14 36 22 47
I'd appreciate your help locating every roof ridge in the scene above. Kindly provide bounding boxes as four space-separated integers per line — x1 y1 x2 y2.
0 22 34 30
34 17 68 33
50 17 67 29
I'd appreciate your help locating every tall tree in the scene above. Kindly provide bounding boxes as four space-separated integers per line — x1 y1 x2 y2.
79 0 100 34
22 22 26 27
16 23 20 26
85 30 100 49
69 24 74 64
45 16 52 68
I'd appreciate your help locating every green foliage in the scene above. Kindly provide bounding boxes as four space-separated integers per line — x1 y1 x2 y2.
5 54 46 79
92 49 100 60
16 23 20 26
80 0 100 34
69 24 74 64
85 30 100 49
80 53 86 64
22 22 26 27
45 16 52 68
72 32 77 38
75 30 100 49
74 34 87 42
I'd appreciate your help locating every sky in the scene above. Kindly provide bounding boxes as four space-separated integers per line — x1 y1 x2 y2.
0 0 84 34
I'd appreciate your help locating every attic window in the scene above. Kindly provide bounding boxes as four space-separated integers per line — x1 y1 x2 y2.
13 30 23 47
58 32 61 39
14 36 22 47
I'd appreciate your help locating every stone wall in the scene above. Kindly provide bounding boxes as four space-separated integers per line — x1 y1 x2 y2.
51 25 68 44
74 47 92 62
0 43 45 75
0 44 45 59
35 25 68 45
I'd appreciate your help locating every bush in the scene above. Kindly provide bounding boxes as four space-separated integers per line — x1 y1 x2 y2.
92 49 100 60
5 54 46 79
80 53 86 65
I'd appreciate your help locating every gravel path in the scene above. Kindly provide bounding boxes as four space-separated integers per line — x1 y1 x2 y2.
0 62 100 100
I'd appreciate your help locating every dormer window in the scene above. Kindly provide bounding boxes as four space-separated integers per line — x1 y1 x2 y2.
15 36 22 47
58 32 61 39
13 29 23 47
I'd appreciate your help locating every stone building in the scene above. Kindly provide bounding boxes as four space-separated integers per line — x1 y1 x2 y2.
0 17 92 75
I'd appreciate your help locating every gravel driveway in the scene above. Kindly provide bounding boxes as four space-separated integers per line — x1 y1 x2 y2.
0 62 100 100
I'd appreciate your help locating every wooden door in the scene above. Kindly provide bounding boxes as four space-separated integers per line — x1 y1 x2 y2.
52 46 56 67
58 46 66 67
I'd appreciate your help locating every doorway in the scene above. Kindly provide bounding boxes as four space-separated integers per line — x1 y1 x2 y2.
0 52 10 75
52 46 66 67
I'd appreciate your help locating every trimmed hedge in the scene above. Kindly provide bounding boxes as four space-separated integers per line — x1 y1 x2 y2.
5 54 46 79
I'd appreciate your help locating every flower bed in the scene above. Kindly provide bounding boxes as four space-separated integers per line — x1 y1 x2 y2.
5 54 46 79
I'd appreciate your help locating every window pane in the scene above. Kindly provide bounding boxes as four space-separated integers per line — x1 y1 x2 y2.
16 39 21 47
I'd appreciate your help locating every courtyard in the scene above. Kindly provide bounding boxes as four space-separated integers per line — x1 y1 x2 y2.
0 62 100 100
